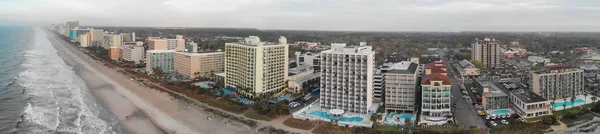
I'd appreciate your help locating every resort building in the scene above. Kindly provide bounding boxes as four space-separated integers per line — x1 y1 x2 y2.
147 35 185 51
224 36 289 98
471 38 501 69
69 28 90 42
475 79 509 110
424 61 447 75
457 59 480 78
146 50 176 74
319 43 375 114
373 67 386 103
288 65 320 93
529 65 584 100
121 42 145 64
173 51 224 79
79 33 90 47
384 61 419 113
102 34 123 49
295 52 321 68
109 47 120 60
420 73 452 123
509 89 552 118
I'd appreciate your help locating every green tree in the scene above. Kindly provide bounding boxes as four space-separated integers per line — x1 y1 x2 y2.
470 125 480 134
472 60 485 70
404 118 412 128
542 115 556 125
592 96 597 103
370 114 381 123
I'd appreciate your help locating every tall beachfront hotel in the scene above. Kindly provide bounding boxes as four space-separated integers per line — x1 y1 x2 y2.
472 38 501 69
319 43 375 114
224 36 289 98
146 50 176 74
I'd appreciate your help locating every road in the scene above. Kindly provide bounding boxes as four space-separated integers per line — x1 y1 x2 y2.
440 51 488 129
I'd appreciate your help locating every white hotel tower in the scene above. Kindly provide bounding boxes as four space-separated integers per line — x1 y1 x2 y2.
319 42 374 114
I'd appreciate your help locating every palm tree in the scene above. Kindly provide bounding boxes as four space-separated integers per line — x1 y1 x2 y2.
592 96 597 103
562 103 567 114
571 97 576 108
550 101 555 112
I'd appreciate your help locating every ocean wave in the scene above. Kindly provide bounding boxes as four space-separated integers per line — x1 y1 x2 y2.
14 28 115 133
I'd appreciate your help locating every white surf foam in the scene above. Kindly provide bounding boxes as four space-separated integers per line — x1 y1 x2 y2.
16 28 114 133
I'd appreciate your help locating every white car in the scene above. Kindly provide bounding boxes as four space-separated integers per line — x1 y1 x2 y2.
506 114 511 118
501 120 509 125
491 115 497 120
485 115 491 120
490 121 498 126
501 115 506 119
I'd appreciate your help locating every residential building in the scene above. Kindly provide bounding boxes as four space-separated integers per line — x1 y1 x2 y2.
173 51 224 79
121 32 136 42
475 79 509 111
472 38 501 69
458 59 480 78
384 61 419 113
509 89 551 118
185 41 199 52
528 56 551 64
89 28 104 42
319 43 374 114
530 65 584 100
121 42 144 64
147 35 185 51
420 73 452 118
69 28 89 41
373 67 386 103
63 21 79 37
146 50 175 74
225 36 289 98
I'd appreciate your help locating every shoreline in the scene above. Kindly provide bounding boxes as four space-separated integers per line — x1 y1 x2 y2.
44 28 251 134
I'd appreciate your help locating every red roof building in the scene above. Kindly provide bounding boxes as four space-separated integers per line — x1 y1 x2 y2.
421 73 452 85
424 61 447 75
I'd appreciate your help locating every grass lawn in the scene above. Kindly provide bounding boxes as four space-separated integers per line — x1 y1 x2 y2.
244 110 273 121
372 125 403 133
283 118 316 130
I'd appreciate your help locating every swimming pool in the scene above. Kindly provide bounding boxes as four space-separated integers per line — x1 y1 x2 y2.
552 99 585 108
398 114 413 120
309 111 364 122
492 109 510 115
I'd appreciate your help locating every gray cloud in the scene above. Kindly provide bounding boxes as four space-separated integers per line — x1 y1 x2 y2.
1 0 600 31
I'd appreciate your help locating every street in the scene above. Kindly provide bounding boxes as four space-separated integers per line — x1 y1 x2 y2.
440 51 488 129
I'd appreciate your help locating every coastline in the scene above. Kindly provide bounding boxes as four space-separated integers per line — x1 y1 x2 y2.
44 28 252 134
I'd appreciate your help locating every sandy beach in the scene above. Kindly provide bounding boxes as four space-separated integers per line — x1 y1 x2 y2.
44 29 252 134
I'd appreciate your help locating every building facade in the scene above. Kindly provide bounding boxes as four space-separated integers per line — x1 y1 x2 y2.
146 50 176 74
109 47 121 60
319 43 374 114
471 38 501 69
79 33 90 47
295 52 321 67
174 52 224 79
384 61 419 113
421 73 452 118
121 42 145 64
530 65 584 100
102 34 123 49
458 59 480 78
510 89 552 118
224 36 289 98
148 35 185 51
476 80 509 111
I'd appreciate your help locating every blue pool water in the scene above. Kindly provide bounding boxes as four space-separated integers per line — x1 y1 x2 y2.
492 109 510 115
552 99 585 108
399 114 413 119
309 111 364 122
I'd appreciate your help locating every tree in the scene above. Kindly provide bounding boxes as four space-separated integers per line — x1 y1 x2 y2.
370 114 381 123
592 96 597 103
542 115 556 125
571 97 576 108
404 118 412 128
472 60 485 70
470 125 480 134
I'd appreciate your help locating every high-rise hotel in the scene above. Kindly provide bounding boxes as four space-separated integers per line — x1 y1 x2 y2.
319 43 374 114
224 36 289 98
530 65 584 100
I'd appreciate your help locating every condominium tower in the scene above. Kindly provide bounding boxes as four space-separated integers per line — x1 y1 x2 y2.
224 36 289 98
121 42 145 64
529 65 584 100
146 50 176 74
319 43 374 114
472 38 501 69
174 51 224 79
384 61 419 113
148 35 185 51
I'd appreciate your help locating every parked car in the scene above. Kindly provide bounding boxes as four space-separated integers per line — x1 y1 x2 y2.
506 114 511 119
478 111 486 116
491 115 497 120
485 115 491 120
501 120 509 125
490 121 498 127
501 115 506 119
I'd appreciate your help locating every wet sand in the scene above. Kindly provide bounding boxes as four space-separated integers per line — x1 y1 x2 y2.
45 29 251 134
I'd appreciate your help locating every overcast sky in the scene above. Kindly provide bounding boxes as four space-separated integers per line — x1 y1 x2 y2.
1 0 600 31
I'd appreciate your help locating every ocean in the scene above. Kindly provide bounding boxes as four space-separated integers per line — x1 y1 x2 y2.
0 26 121 133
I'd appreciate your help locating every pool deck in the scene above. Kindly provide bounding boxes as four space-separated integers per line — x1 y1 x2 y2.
552 94 596 111
383 112 416 126
291 100 374 127
486 109 513 116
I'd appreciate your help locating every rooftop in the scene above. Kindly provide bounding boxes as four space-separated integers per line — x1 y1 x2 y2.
292 72 321 83
510 89 547 103
147 50 176 53
174 51 224 56
385 61 418 74
458 59 474 69
544 65 574 71
479 81 508 98
421 73 451 85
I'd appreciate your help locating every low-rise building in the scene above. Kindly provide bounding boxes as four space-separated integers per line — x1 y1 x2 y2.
477 80 509 111
146 50 176 74
509 89 551 118
173 51 224 79
527 56 551 64
288 66 320 93
457 59 480 78
424 61 447 75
